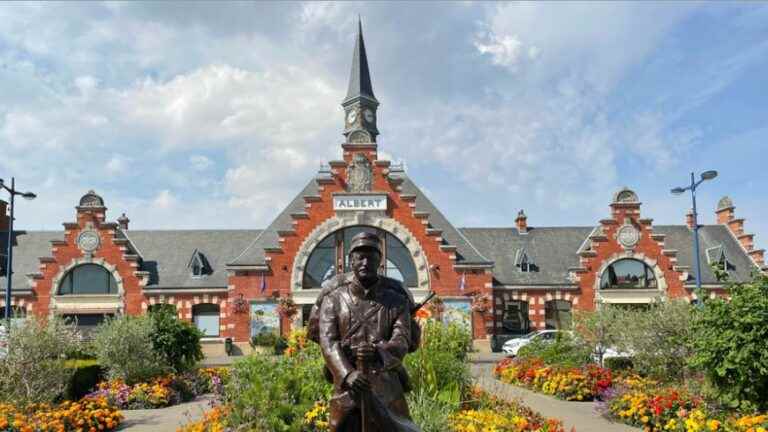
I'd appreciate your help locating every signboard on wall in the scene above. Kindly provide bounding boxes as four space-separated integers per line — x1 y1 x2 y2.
442 299 472 329
251 302 279 337
332 194 388 211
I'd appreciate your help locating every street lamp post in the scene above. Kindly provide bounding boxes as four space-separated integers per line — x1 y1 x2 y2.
671 170 718 303
1 178 37 323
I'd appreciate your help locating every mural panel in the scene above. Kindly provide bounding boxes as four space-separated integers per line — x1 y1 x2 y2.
442 299 472 329
250 302 279 337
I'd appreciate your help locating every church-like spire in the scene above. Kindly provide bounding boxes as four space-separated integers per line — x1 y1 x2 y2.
344 18 377 104
341 17 379 144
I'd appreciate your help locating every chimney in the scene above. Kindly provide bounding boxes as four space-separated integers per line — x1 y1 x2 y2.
715 196 735 225
117 213 130 230
685 209 695 230
0 199 8 233
515 210 528 234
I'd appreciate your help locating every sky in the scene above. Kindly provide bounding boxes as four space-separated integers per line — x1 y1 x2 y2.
0 2 766 246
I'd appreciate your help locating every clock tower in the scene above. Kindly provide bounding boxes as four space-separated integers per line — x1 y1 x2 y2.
342 19 379 145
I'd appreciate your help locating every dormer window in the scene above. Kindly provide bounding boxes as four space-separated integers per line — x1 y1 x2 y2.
188 249 210 278
515 248 537 273
706 245 734 275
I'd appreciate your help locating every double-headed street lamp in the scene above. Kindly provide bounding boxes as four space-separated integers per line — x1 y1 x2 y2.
671 170 718 303
0 178 37 322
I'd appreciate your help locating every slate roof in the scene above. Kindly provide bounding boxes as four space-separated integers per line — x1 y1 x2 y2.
653 225 758 285
0 231 64 292
459 224 758 287
0 230 260 291
0 212 758 291
460 227 593 286
122 230 261 288
400 175 492 266
228 179 318 267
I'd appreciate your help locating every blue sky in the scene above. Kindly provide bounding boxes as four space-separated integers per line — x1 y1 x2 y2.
0 2 766 246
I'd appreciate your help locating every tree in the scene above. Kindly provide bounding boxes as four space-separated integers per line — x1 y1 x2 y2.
611 299 695 382
689 274 768 411
93 314 168 384
572 305 623 367
149 307 203 373
0 317 81 404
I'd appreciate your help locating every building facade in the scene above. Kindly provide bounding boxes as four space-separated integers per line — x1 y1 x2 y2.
1 26 765 353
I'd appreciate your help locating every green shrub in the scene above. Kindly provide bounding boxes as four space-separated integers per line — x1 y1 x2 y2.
0 316 81 404
149 308 204 373
93 314 169 384
406 389 455 432
405 320 471 401
65 359 104 400
404 320 471 429
250 331 279 347
224 342 332 430
689 274 768 411
612 299 695 382
603 357 634 372
517 332 592 368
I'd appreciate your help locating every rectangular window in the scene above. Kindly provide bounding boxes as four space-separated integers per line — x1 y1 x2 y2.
194 314 220 337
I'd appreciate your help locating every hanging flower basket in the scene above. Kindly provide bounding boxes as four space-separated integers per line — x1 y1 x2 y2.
277 296 299 319
470 293 493 315
232 293 248 314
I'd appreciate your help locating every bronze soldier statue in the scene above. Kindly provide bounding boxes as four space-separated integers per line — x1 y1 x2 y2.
312 232 420 432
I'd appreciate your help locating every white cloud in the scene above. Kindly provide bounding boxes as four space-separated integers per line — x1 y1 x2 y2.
189 155 213 171
152 189 176 209
105 154 131 175
474 33 533 72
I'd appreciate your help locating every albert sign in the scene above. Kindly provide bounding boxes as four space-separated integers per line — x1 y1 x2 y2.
333 194 388 211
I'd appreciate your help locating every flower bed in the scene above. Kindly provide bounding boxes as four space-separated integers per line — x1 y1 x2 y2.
177 405 229 432
183 388 566 432
451 388 566 432
601 379 768 432
88 368 228 410
494 357 612 401
0 396 122 431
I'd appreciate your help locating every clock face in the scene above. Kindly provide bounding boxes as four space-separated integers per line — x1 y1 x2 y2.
346 110 357 125
77 230 101 252
363 109 375 123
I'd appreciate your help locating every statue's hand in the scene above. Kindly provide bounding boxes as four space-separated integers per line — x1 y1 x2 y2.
345 370 371 394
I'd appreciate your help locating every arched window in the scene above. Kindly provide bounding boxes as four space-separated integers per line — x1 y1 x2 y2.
58 264 118 295
544 300 571 330
193 303 220 337
502 300 530 334
599 259 658 290
302 226 418 289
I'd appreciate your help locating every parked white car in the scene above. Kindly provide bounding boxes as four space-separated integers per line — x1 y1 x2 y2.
593 346 634 366
502 329 563 357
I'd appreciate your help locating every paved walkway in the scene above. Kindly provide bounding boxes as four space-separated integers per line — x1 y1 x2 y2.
118 394 217 431
470 363 639 432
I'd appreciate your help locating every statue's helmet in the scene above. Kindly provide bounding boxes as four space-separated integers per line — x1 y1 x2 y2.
348 231 382 256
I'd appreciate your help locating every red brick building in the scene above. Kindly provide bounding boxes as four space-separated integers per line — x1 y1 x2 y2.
1 26 765 354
